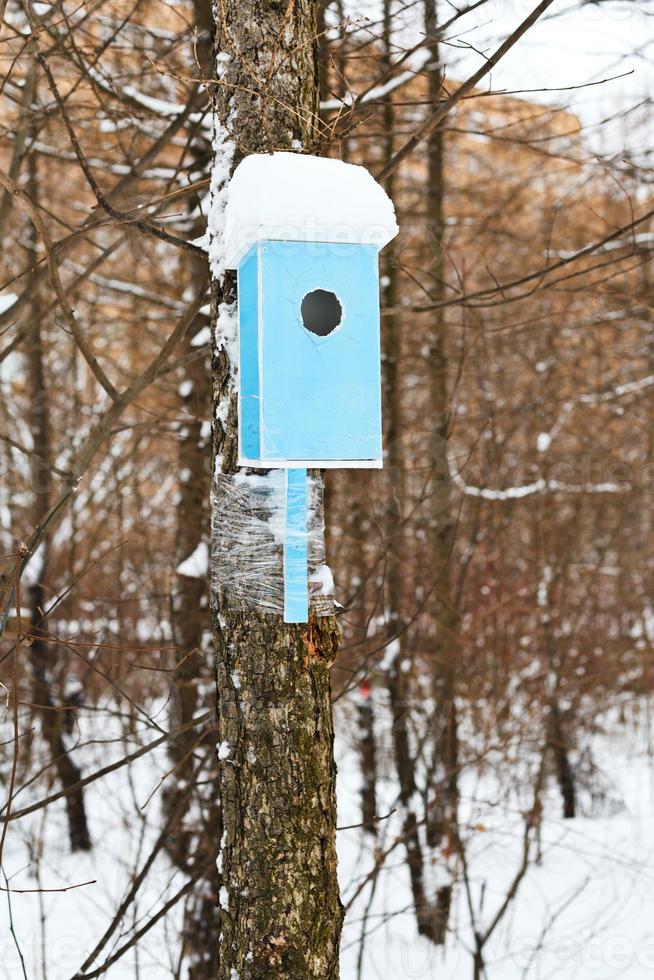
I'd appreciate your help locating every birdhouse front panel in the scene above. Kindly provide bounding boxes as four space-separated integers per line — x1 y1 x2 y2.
237 240 383 467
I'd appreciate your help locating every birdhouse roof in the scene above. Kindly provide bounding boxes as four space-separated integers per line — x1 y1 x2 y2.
223 152 398 269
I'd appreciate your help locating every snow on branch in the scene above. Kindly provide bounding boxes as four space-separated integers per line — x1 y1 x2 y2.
176 541 209 578
451 468 630 501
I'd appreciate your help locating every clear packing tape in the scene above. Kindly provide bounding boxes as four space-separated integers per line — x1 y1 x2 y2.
211 469 331 619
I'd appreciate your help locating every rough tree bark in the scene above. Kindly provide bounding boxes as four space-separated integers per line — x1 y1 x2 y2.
209 2 343 977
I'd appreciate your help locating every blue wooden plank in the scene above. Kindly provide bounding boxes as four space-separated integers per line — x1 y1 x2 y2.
284 468 309 623
238 244 262 460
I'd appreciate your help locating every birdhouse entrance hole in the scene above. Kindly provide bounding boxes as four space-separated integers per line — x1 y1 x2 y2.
301 289 343 337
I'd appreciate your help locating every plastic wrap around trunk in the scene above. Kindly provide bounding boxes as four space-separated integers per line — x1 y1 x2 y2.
211 470 329 616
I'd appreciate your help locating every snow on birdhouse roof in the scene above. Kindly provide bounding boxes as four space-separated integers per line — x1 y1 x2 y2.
223 152 398 269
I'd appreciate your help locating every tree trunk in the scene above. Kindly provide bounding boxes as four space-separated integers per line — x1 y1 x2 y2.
162 4 221 973
357 692 378 837
423 0 459 943
210 3 343 977
25 143 91 853
547 694 576 819
542 594 576 821
378 0 441 943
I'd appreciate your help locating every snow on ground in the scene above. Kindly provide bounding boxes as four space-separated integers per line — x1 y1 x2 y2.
338 698 654 979
3 696 654 978
0 702 184 979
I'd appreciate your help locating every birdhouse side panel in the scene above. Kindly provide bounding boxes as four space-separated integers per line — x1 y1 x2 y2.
237 245 262 461
259 241 382 464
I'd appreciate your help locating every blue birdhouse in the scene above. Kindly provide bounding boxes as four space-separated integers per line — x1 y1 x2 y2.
236 240 383 467
224 152 398 621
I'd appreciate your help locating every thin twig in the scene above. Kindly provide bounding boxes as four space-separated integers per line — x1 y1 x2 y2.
2 869 29 979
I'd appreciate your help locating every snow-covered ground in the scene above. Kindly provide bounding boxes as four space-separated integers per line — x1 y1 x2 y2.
339 700 654 979
0 705 184 979
3 699 654 978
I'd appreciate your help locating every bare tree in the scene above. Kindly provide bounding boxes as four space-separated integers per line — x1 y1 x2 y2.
209 2 343 976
